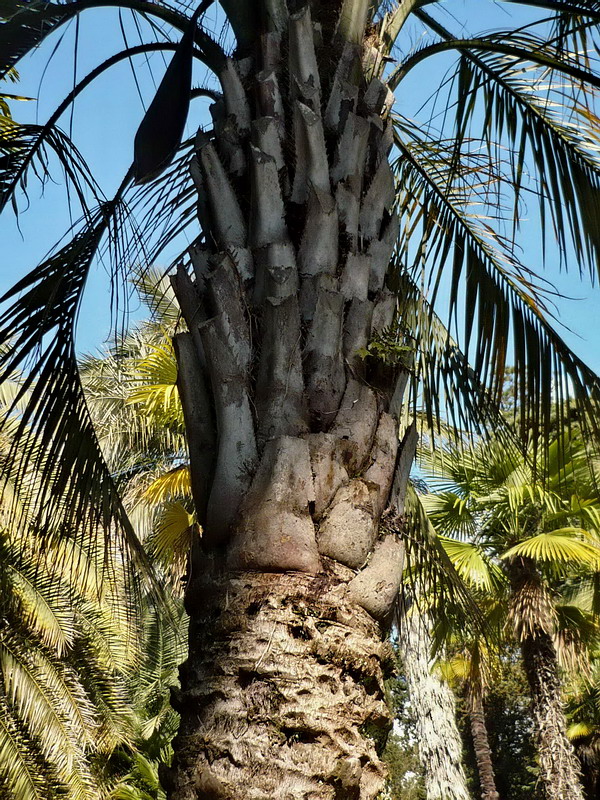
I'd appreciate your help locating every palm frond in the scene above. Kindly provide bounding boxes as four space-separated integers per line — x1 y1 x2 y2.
0 694 49 800
392 121 600 442
506 0 600 21
439 536 507 592
143 467 191 506
503 529 600 565
0 203 153 583
126 339 183 430
415 11 600 283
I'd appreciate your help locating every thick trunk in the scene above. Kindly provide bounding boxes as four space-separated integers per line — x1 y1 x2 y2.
163 569 394 799
398 611 471 800
466 689 499 800
165 4 413 797
521 630 585 800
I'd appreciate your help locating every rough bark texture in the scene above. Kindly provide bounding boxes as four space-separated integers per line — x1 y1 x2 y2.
509 559 585 800
521 630 585 800
466 689 499 800
164 570 394 800
164 3 414 797
398 611 471 800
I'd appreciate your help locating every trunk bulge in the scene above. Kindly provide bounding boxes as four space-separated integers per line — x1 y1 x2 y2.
466 688 499 800
165 3 413 797
164 570 393 800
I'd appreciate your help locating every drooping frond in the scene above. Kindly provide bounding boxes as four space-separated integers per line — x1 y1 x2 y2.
0 202 152 579
391 117 600 442
413 10 600 282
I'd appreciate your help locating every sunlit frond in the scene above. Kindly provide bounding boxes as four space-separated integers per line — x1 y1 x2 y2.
503 529 600 565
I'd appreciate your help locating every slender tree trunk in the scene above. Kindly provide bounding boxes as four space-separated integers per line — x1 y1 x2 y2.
162 4 413 797
521 630 585 800
398 610 471 800
466 687 499 800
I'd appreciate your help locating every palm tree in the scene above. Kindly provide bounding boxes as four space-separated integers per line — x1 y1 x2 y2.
437 616 503 800
3 2 600 796
0 382 137 800
422 430 600 800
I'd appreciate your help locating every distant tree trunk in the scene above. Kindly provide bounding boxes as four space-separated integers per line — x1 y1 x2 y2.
510 559 585 800
521 630 585 800
399 610 471 800
162 4 413 798
466 687 499 800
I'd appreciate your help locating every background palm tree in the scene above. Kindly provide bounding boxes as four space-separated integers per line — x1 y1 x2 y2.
422 429 600 799
3 1 600 796
397 603 471 800
0 381 137 800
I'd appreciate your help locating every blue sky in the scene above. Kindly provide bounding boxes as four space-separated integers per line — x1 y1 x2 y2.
1 0 600 372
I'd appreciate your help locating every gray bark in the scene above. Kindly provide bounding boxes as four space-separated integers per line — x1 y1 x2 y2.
398 610 471 800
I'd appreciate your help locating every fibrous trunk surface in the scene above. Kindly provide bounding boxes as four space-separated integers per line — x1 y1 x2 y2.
510 559 585 800
165 570 393 799
165 3 413 798
466 689 499 800
521 630 585 800
398 610 471 800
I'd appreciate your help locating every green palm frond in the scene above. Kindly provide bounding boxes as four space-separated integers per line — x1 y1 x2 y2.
503 529 600 565
149 502 194 577
0 635 98 798
415 11 600 282
0 120 103 215
421 492 475 538
439 537 507 592
567 720 597 740
0 693 50 800
143 467 191 506
127 340 183 430
402 484 488 642
0 204 157 589
392 121 600 440
4 560 76 655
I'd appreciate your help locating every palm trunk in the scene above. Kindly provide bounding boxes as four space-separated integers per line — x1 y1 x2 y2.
521 630 585 800
398 611 471 800
466 687 499 800
510 559 585 800
163 4 413 797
